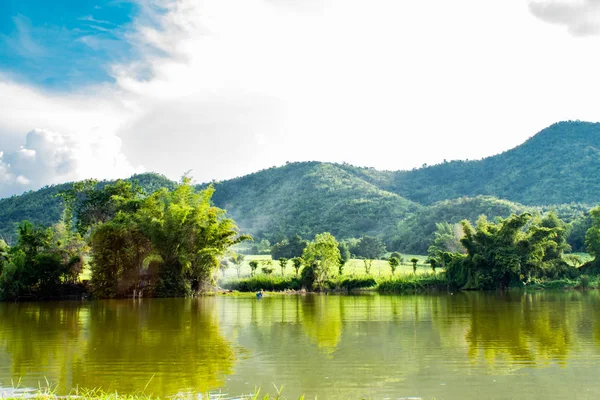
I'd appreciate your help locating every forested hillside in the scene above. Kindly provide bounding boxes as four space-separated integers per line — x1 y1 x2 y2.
1 121 599 253
210 162 422 243
388 121 600 205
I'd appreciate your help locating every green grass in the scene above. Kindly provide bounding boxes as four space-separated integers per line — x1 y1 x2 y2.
1 386 305 399
222 276 302 292
219 254 434 281
377 273 448 293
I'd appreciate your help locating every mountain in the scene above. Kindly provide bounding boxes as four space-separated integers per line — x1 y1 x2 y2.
390 196 535 254
210 162 421 243
387 121 600 205
0 121 598 251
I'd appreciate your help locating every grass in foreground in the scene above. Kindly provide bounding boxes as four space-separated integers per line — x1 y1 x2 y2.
0 386 306 400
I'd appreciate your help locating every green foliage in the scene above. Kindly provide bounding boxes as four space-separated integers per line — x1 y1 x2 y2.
221 276 301 292
569 213 592 252
351 236 386 259
444 213 574 290
578 274 591 289
291 257 303 276
230 253 245 278
271 235 307 259
0 220 87 300
387 256 399 275
278 257 288 276
302 232 341 288
0 178 248 299
130 179 250 296
410 258 419 274
427 222 465 257
377 273 447 293
208 162 421 242
249 260 259 276
4 122 600 250
389 121 600 205
337 242 350 275
586 206 600 260
338 277 377 290
392 196 532 254
261 266 274 275
0 173 174 243
89 215 150 298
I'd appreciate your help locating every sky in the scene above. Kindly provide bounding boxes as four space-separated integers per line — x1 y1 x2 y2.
1 0 600 197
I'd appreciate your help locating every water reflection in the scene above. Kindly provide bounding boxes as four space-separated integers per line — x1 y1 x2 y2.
0 298 236 395
2 293 600 399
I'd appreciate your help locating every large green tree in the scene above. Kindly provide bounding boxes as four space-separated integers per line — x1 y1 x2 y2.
446 213 568 289
302 232 341 289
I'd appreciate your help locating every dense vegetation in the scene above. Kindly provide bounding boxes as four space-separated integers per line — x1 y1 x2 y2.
388 121 600 205
0 173 175 243
0 178 248 300
209 161 422 242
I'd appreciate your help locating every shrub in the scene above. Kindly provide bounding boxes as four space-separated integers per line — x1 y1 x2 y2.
221 276 301 292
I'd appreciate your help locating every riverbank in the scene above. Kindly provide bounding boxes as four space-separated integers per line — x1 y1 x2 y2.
218 273 600 295
219 273 448 294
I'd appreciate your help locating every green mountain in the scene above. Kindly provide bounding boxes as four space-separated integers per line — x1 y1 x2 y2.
391 196 535 254
210 162 422 243
0 121 599 252
388 121 600 205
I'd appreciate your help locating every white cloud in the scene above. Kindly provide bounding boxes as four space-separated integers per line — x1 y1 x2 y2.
0 129 143 197
529 0 600 36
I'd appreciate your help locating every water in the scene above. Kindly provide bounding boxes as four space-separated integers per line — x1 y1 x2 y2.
1 292 600 399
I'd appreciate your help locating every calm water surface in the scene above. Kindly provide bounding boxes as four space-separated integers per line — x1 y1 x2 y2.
1 292 600 399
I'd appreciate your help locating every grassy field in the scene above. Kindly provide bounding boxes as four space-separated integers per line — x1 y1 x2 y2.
218 254 433 281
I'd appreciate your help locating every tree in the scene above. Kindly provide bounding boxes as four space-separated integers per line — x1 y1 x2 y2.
446 213 566 290
230 253 245 278
540 211 571 260
271 235 307 259
410 258 419 274
585 206 600 261
256 240 271 255
135 178 250 295
89 215 150 298
353 236 386 259
337 242 350 275
261 266 274 275
362 259 373 275
278 258 288 276
302 233 341 289
428 258 437 273
388 257 399 275
291 257 303 276
219 259 230 277
249 261 259 277
427 222 465 258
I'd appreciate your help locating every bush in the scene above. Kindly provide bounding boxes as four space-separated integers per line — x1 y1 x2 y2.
221 276 301 292
338 277 377 290
578 274 590 289
377 273 447 293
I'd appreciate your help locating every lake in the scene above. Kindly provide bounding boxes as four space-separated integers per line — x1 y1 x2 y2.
1 292 600 399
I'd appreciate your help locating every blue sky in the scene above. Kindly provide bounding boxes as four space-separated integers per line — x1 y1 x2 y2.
0 0 138 88
1 0 600 198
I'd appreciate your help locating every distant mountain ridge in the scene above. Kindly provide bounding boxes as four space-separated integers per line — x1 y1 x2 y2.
0 121 598 249
388 121 600 205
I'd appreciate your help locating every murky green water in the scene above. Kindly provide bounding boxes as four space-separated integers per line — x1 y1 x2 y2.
1 292 600 399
